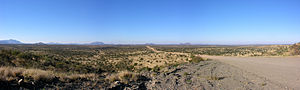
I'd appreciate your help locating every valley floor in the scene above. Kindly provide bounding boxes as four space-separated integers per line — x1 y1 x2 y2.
1 45 298 89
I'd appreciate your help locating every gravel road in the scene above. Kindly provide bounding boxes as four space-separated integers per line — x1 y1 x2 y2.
145 60 283 90
201 55 300 89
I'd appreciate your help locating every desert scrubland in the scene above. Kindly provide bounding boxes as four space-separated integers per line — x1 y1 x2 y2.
0 43 299 89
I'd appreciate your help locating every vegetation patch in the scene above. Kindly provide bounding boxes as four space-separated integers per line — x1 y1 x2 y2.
106 71 141 84
0 67 99 89
152 45 290 56
290 43 300 55
189 55 205 63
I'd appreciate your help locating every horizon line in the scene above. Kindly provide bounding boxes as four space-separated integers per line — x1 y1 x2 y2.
0 39 298 45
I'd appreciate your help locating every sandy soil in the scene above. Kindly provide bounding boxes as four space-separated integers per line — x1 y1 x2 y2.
201 55 300 89
145 60 283 90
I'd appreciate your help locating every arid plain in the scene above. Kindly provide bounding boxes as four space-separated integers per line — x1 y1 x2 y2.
0 43 299 89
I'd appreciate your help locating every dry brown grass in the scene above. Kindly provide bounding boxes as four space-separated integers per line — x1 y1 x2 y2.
105 71 140 84
22 68 55 82
0 67 99 83
0 67 23 81
0 67 55 82
58 73 98 82
129 52 190 69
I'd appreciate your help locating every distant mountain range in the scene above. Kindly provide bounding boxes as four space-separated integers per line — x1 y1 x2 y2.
46 42 105 45
0 39 105 45
1 39 296 45
89 42 105 45
0 39 23 44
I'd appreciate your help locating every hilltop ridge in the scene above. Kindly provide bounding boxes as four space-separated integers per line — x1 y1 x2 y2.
0 39 23 44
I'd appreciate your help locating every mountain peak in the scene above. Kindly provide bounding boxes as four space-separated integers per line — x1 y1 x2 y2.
89 42 105 45
180 43 192 45
0 39 23 44
35 42 47 45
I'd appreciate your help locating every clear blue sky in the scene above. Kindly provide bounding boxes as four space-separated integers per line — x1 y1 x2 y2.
1 0 299 44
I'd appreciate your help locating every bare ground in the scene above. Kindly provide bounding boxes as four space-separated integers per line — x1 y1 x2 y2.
201 55 300 89
141 46 288 90
143 60 283 90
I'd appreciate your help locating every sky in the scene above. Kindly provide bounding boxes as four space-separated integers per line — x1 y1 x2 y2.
0 0 300 44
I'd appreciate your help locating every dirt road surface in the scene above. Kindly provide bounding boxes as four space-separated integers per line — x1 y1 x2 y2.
145 60 283 90
146 46 161 53
201 55 300 89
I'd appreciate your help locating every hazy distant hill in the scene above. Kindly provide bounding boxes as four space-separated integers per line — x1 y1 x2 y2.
0 39 23 44
35 42 47 45
45 42 105 45
46 42 64 45
88 42 105 45
0 39 106 45
180 43 192 45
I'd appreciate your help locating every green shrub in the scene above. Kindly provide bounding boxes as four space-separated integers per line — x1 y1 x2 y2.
17 52 38 60
152 66 161 72
168 63 181 67
189 56 204 63
115 60 134 71
138 67 151 72
184 72 189 76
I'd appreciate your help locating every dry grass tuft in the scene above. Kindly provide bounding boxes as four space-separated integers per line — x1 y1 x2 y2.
0 67 22 81
0 66 99 84
22 69 55 82
59 73 98 82
0 67 55 82
106 71 140 84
